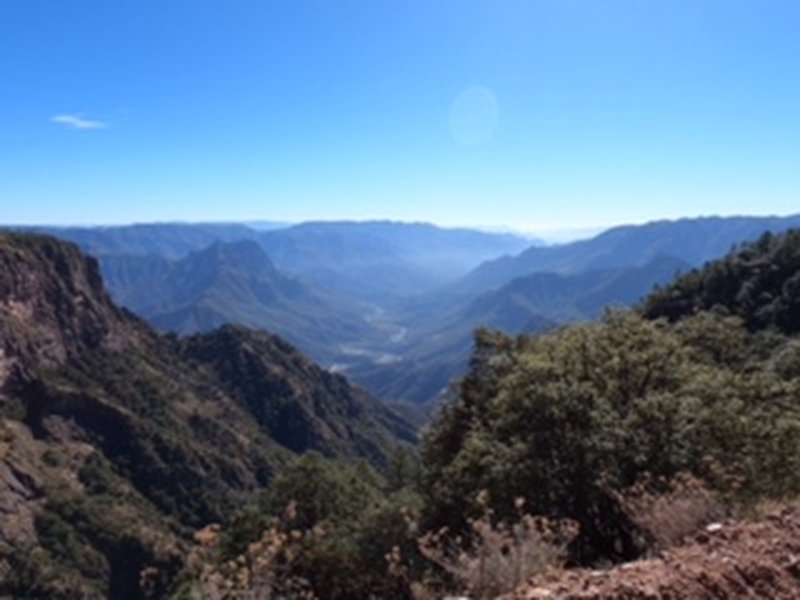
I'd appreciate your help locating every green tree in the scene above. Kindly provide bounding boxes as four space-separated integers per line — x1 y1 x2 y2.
421 310 800 564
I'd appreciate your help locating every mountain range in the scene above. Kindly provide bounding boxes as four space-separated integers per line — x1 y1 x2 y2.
16 214 800 405
457 215 800 293
100 240 372 364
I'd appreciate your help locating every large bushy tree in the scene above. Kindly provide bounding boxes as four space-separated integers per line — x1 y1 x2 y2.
421 310 800 562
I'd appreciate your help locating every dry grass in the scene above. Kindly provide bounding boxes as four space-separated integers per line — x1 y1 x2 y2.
417 493 578 599
616 473 725 553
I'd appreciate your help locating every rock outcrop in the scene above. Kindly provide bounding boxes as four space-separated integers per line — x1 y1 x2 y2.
0 234 137 395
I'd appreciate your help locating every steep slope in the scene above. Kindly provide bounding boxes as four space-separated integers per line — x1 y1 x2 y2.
101 240 373 363
180 326 417 459
643 229 800 334
460 214 800 294
0 233 135 394
0 233 414 598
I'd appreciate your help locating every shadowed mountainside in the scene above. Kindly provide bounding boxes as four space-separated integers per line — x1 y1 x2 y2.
101 240 374 363
0 232 413 598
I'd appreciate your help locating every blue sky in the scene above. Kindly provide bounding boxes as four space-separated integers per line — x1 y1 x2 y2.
1 1 798 232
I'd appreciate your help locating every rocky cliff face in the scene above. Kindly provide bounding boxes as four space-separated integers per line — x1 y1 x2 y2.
0 234 138 395
0 233 414 598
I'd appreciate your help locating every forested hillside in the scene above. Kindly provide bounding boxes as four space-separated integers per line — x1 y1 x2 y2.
643 229 800 333
0 233 413 598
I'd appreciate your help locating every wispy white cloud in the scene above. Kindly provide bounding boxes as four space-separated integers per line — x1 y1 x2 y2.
51 114 108 130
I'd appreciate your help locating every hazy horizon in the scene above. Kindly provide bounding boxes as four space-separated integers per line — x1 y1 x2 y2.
9 210 800 246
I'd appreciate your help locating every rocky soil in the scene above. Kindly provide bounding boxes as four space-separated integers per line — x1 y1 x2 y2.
513 506 800 599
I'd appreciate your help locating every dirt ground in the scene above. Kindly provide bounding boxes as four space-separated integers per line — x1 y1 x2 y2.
511 506 800 599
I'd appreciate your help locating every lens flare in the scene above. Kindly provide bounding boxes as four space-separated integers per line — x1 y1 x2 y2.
449 86 499 146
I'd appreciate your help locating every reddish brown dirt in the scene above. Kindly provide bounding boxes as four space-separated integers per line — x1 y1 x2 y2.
511 507 800 599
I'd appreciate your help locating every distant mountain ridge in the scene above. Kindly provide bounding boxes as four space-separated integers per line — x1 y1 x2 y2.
9 214 800 406
22 222 262 260
256 220 534 300
458 214 800 294
361 215 800 404
25 220 533 302
260 220 535 272
101 239 374 363
463 255 690 328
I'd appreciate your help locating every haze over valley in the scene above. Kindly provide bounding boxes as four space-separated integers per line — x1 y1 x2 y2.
21 213 800 407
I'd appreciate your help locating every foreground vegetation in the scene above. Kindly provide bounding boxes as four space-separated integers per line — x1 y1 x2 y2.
181 231 800 598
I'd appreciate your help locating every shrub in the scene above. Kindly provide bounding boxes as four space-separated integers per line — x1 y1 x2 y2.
417 493 577 599
611 473 725 553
